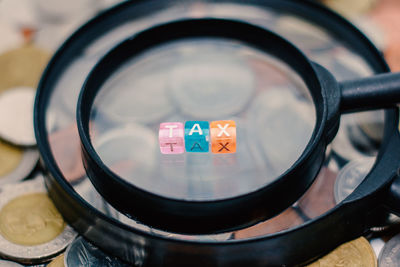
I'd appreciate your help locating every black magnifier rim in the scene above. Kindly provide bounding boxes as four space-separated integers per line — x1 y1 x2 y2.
77 18 329 234
34 0 400 265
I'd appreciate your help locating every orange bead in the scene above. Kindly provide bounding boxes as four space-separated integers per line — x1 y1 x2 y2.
210 120 236 154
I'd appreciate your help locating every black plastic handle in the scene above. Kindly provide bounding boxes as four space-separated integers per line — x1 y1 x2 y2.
340 72 400 113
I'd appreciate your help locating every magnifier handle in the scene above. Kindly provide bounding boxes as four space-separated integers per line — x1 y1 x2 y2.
340 72 400 113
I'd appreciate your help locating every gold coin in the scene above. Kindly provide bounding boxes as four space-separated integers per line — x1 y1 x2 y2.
48 254 65 267
0 45 50 93
0 140 23 177
307 237 377 267
0 193 65 246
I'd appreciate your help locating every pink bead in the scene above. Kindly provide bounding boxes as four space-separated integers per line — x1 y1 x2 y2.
159 122 184 154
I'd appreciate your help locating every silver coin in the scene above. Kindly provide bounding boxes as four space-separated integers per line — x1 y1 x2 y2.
0 148 38 186
379 233 400 267
0 259 23 266
334 157 375 204
64 237 131 267
0 178 77 264
168 41 255 119
0 87 36 146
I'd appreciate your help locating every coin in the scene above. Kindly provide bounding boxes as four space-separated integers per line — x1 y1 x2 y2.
0 87 36 146
297 159 339 219
0 45 49 94
379 233 400 267
334 157 375 204
0 140 38 186
234 208 304 239
64 237 130 267
168 42 255 119
47 253 64 267
307 237 377 267
48 124 85 183
0 178 77 264
0 259 23 266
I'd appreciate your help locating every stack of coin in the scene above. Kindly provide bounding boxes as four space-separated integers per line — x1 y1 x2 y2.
0 178 77 265
0 44 49 186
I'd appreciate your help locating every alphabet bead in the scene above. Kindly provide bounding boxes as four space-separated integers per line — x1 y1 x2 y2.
184 121 210 153
210 120 236 154
159 122 184 154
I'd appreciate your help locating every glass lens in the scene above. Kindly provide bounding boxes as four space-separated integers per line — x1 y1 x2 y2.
89 38 315 201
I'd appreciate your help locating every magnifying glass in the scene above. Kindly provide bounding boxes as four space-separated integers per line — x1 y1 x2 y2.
76 18 400 234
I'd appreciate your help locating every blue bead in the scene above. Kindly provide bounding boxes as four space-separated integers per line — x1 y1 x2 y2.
184 121 210 152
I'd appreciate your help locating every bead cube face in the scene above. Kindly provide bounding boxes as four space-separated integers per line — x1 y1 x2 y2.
159 122 184 154
210 120 236 154
185 121 209 153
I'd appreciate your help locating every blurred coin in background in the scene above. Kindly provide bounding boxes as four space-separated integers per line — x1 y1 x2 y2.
0 45 49 94
0 140 38 186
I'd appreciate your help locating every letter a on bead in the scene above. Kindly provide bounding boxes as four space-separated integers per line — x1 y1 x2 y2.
185 121 209 152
